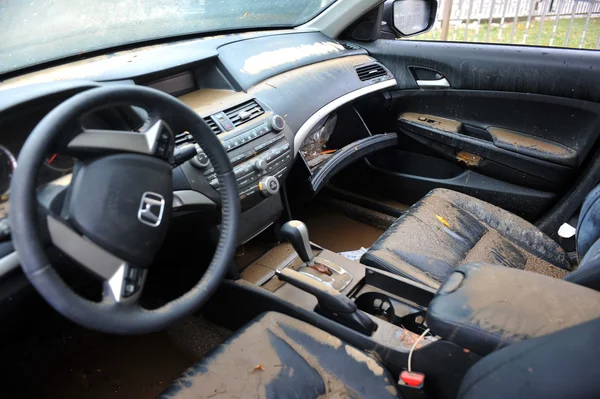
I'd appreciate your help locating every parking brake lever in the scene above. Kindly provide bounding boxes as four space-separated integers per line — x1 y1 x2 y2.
276 268 377 335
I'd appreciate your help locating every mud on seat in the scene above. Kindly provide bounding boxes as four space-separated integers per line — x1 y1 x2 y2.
361 188 572 289
159 312 400 399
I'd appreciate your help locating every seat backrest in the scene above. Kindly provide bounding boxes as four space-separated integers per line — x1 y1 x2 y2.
458 317 600 399
565 185 600 290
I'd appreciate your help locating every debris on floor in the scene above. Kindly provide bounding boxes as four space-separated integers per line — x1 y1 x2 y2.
167 315 232 361
250 364 265 372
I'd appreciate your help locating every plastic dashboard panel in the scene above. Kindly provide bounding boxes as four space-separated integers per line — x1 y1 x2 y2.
249 54 396 139
218 31 367 91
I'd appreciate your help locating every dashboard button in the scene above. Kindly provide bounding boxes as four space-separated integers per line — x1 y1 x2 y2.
239 185 259 201
238 173 258 187
230 153 245 164
259 176 280 197
269 115 285 132
195 152 209 167
214 113 235 131
258 124 270 135
159 131 171 143
275 167 288 180
267 152 291 172
234 163 253 178
254 134 285 152
254 159 267 172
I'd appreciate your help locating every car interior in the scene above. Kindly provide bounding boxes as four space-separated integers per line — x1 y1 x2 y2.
1 0 600 398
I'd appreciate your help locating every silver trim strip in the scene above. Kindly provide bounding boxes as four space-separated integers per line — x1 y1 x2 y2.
47 215 124 280
68 119 163 155
0 252 19 278
416 77 450 88
293 79 397 153
172 190 216 210
107 264 126 302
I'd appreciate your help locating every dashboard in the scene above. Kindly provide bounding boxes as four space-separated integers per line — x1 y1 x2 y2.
0 30 397 279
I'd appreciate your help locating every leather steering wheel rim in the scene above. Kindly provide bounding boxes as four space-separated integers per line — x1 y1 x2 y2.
9 85 240 334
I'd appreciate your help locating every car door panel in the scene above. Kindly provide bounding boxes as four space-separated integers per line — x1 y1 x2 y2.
357 40 600 221
364 41 600 101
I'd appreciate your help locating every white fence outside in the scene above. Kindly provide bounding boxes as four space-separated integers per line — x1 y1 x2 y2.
423 0 600 48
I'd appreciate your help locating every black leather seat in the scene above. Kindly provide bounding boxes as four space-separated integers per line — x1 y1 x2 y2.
159 312 400 399
361 187 600 290
161 311 600 399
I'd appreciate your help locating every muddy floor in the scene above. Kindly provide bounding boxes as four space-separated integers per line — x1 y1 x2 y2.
0 304 232 399
300 203 385 252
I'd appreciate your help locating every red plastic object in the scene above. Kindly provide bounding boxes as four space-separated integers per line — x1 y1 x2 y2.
400 371 425 387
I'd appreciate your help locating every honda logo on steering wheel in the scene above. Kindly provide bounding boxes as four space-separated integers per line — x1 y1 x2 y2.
137 192 165 227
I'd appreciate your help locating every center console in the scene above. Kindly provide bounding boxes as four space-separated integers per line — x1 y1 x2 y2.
173 94 295 243
176 97 293 211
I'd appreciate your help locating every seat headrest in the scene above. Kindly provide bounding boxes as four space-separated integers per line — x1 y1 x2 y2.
577 184 600 260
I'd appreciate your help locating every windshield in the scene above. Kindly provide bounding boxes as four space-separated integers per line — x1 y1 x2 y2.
1 0 336 75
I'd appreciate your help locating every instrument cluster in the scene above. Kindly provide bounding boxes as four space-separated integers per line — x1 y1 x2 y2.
0 144 74 223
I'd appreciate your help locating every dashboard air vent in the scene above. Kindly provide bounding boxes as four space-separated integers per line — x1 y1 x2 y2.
224 100 264 127
204 117 222 134
355 63 388 81
175 131 194 146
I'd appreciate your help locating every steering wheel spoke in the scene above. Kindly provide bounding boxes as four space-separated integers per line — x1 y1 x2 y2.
47 215 149 303
47 215 126 280
67 119 174 161
102 264 147 304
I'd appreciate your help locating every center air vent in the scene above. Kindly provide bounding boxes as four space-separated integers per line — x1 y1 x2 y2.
355 63 388 81
224 100 264 127
204 117 222 134
175 131 194 146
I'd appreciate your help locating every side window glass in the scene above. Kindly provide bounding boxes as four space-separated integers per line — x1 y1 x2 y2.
409 0 600 49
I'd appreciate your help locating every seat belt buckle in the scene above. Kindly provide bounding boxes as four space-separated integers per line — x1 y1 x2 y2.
398 371 426 398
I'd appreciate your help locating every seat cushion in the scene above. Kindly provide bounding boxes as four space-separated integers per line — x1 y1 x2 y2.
159 312 400 399
361 189 571 288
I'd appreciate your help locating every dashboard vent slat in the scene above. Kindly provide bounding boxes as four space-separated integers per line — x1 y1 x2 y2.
204 117 222 134
175 131 194 146
355 63 388 81
224 100 264 127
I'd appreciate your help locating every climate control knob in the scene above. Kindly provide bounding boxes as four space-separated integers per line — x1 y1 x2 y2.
259 176 280 198
254 159 268 172
269 115 285 132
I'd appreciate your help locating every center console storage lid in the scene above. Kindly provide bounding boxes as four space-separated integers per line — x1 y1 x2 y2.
426 263 600 355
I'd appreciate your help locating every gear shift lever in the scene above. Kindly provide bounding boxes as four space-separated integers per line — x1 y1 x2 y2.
280 220 314 265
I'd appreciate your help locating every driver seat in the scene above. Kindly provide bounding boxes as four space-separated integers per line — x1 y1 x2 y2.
159 312 399 398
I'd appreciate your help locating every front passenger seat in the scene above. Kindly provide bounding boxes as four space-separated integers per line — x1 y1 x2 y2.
361 186 600 290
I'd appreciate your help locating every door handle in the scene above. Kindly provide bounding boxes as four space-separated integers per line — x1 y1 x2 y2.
416 77 451 88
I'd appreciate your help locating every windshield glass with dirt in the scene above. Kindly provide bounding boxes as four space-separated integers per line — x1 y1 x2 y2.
0 0 336 75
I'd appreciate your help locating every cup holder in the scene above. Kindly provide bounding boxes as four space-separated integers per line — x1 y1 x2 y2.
356 292 429 334
355 292 396 324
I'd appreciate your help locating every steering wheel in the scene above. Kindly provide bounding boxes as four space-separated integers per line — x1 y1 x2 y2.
9 85 240 334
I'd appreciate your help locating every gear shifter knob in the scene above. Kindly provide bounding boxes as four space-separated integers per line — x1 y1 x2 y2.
280 220 314 265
